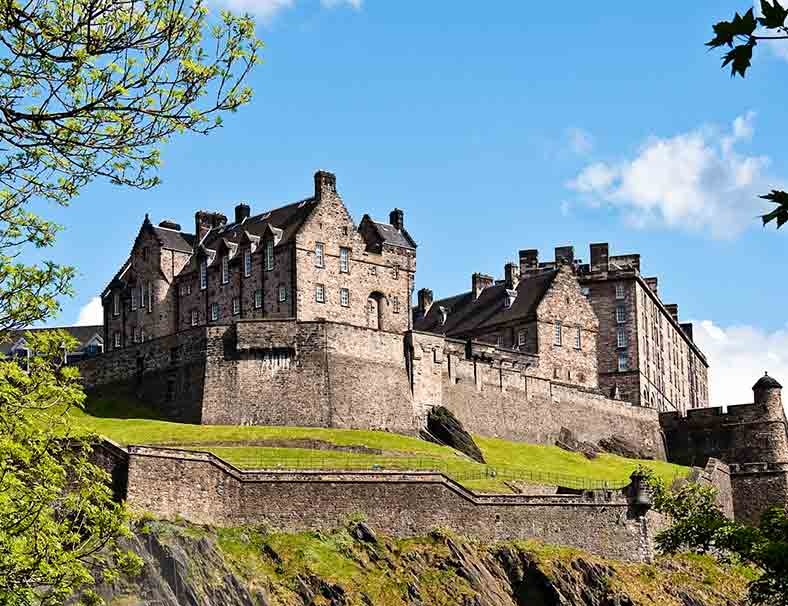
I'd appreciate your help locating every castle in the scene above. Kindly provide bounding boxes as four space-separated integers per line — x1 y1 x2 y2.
79 170 787 528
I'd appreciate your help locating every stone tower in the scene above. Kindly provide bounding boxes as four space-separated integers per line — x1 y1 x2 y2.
753 372 784 421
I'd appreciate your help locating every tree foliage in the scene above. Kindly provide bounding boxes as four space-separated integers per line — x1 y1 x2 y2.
0 331 143 605
707 1 788 229
0 0 262 330
0 0 261 602
644 470 788 606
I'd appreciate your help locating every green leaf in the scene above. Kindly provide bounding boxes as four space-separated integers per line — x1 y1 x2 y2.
758 0 788 29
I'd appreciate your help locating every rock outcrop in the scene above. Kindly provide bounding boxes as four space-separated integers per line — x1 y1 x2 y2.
88 520 751 606
426 406 486 463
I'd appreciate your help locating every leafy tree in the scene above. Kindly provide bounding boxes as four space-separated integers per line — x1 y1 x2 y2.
644 470 788 606
707 1 788 229
0 0 261 602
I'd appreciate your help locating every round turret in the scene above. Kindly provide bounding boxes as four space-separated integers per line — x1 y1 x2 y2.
753 372 783 420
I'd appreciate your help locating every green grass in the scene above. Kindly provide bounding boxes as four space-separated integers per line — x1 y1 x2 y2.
63 392 689 493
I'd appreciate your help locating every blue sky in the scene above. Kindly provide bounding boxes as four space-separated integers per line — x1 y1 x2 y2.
47 1 788 404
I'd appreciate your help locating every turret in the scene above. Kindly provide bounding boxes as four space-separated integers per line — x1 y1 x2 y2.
753 373 784 421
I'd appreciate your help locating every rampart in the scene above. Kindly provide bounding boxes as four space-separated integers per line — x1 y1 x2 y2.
124 445 661 563
78 319 666 459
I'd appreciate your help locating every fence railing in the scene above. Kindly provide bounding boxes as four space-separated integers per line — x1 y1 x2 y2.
189 449 633 491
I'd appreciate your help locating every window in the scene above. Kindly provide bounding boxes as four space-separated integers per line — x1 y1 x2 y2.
146 281 153 311
369 266 377 276
496 334 502 348
518 329 527 348
131 287 138 310
210 302 219 322
340 247 350 273
113 293 120 316
187 283 192 296
618 351 628 372
264 240 274 271
278 285 287 302
581 286 590 297
232 297 240 315
615 282 625 299
221 255 229 284
191 309 198 326
315 242 325 268
254 289 263 309
553 321 562 346
243 249 252 277
340 288 350 307
392 296 400 314
574 327 582 350
616 305 627 324
133 327 140 343
142 247 149 261
114 332 121 349
392 264 399 279
315 283 325 303
200 260 208 290
141 329 146 342
617 326 628 348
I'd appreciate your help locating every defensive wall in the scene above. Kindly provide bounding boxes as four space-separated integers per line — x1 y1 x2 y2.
659 377 788 524
79 318 666 459
122 445 661 563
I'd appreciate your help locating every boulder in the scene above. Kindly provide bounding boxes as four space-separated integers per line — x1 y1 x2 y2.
597 435 652 460
556 427 599 459
426 407 486 463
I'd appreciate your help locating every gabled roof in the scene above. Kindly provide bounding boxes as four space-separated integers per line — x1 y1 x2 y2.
414 270 558 338
0 325 104 355
370 220 417 250
153 225 195 252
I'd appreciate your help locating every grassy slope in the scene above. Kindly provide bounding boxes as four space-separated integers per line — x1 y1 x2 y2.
69 393 688 493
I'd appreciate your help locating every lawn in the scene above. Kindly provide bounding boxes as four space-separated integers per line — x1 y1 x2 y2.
63 392 689 493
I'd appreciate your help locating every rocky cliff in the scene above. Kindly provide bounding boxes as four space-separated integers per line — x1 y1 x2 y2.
92 519 753 606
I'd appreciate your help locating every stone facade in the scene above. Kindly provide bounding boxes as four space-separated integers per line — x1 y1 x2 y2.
123 445 661 563
660 375 788 524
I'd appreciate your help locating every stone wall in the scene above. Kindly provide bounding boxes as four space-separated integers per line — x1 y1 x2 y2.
689 458 734 520
125 446 660 563
730 463 788 525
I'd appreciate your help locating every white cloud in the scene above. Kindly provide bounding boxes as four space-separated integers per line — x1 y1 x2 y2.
566 127 594 155
210 0 360 21
693 319 788 412
567 113 777 238
75 297 103 326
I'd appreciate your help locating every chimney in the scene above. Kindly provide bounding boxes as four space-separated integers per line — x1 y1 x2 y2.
555 246 575 266
645 277 658 295
390 208 404 231
680 322 694 342
665 304 679 322
504 262 520 290
590 243 609 273
314 170 337 200
195 210 228 245
472 272 494 300
519 249 539 275
235 203 251 224
417 288 433 316
158 219 182 231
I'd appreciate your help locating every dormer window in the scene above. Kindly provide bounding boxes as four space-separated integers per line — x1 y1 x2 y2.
200 260 208 290
243 249 252 277
221 255 229 284
264 240 274 271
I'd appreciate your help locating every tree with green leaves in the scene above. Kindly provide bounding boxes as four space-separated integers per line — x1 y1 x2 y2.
644 470 788 606
707 1 788 229
0 1 261 602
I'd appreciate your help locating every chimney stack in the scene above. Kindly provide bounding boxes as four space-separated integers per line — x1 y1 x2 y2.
665 304 679 322
519 249 539 275
645 277 659 296
590 243 609 273
680 322 694 342
158 219 181 231
472 272 494 300
235 203 251 224
390 208 404 231
194 210 228 245
417 288 433 316
314 170 337 200
504 262 520 290
555 245 575 266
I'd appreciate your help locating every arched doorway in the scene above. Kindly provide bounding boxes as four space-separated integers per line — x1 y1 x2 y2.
367 292 385 330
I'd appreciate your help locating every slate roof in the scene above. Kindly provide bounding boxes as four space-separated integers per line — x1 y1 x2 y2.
753 373 782 390
153 226 195 252
0 325 103 355
414 270 557 338
370 221 417 250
